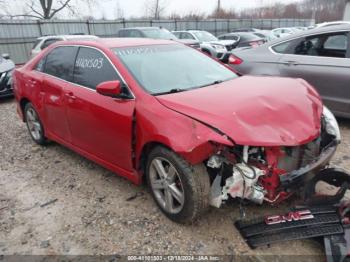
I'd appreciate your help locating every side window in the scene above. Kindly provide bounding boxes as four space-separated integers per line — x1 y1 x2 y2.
173 32 181 38
129 30 142 38
324 34 348 50
272 38 301 54
73 47 120 90
34 56 46 72
229 35 239 41
293 33 348 58
118 30 129 37
181 33 195 40
44 46 78 81
41 38 62 50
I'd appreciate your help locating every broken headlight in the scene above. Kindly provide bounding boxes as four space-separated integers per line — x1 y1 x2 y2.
323 106 341 142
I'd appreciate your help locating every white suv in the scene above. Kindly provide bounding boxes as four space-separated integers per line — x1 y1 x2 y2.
30 34 98 58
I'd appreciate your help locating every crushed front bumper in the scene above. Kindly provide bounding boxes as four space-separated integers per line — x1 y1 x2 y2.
280 140 339 188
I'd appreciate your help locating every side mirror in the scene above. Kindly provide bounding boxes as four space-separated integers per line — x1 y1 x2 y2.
96 80 122 98
2 53 10 60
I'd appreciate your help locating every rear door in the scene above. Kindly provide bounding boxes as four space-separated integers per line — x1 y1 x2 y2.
41 46 78 141
65 46 135 171
277 31 350 115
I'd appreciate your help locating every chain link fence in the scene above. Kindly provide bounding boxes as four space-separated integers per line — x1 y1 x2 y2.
0 18 314 64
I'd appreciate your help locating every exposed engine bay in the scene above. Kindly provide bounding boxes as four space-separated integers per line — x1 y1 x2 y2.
208 107 341 208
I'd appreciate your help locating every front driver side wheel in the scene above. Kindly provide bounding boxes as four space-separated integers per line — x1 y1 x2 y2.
24 103 47 145
146 146 210 223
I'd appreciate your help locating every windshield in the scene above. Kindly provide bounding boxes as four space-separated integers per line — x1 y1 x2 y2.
143 29 178 40
192 31 218 42
114 44 237 95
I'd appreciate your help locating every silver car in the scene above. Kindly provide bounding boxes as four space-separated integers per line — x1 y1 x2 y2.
30 35 99 58
173 30 237 60
229 24 350 118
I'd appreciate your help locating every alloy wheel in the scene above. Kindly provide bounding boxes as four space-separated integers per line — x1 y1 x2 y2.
149 157 185 214
26 108 42 141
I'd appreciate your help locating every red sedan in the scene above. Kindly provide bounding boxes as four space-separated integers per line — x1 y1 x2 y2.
13 38 340 223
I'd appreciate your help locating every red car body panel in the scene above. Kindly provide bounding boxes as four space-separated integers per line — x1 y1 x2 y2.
13 38 324 186
157 76 323 146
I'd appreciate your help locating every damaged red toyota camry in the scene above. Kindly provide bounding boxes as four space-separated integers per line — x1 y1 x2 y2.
13 38 341 223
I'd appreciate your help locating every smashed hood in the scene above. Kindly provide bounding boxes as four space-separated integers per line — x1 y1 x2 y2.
156 76 323 146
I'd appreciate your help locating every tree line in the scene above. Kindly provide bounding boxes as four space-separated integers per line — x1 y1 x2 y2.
0 0 346 23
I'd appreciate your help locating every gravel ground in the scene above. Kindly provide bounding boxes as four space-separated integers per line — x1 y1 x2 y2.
1 98 350 258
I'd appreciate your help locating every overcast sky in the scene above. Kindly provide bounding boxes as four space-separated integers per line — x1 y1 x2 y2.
93 0 302 19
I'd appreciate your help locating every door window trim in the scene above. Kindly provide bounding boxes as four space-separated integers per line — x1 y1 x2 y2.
269 29 350 60
33 44 135 100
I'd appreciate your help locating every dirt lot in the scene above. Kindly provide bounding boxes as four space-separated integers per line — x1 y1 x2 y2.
1 98 350 258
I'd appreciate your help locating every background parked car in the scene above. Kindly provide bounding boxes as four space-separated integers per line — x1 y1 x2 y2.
252 30 272 41
117 27 200 48
314 21 350 28
229 24 350 118
30 34 99 58
218 32 265 48
270 27 301 39
230 28 260 33
0 53 15 98
173 30 236 60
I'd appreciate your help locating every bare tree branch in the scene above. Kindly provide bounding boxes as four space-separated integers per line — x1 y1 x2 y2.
0 0 101 19
49 0 73 19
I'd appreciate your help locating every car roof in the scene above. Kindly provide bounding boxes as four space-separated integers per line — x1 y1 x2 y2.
268 24 350 45
316 21 350 27
38 34 98 40
118 27 162 31
173 30 205 33
222 32 258 36
54 37 176 49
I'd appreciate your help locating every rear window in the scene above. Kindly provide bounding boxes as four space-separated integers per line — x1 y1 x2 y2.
239 34 261 41
44 46 78 81
324 35 348 50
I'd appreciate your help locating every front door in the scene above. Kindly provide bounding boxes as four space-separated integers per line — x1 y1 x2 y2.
39 46 78 141
65 47 135 171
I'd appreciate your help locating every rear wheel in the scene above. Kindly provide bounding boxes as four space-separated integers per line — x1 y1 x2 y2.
24 103 47 145
146 146 210 223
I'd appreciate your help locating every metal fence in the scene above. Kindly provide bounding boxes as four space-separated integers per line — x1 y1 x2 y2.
0 18 314 64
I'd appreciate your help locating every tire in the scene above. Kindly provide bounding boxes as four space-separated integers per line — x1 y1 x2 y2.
146 146 210 223
24 102 47 145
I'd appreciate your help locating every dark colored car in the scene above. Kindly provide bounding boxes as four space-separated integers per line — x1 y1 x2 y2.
229 24 350 118
0 54 15 98
218 32 265 48
117 27 200 49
